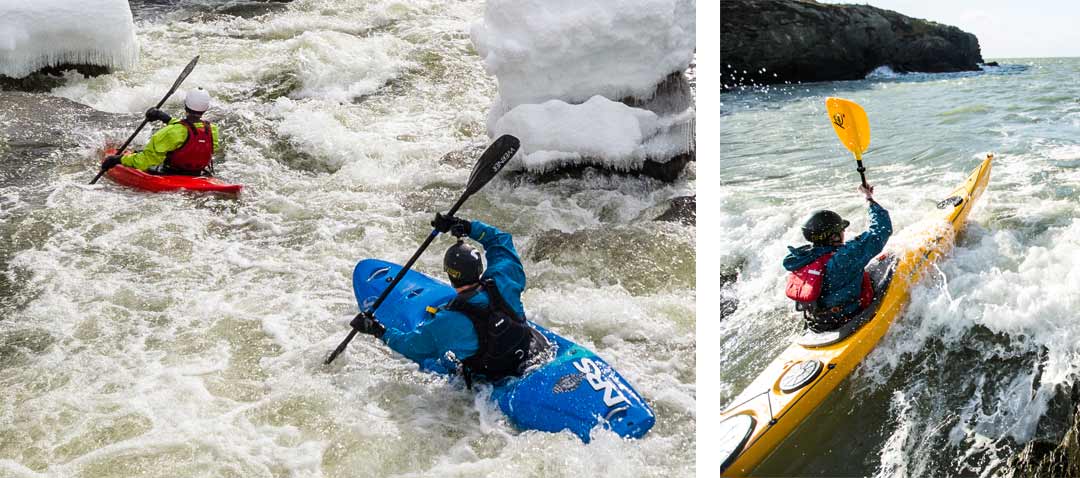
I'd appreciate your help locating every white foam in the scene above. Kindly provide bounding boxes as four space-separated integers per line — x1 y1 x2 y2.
3 0 694 474
865 65 900 79
0 0 138 78
286 31 413 102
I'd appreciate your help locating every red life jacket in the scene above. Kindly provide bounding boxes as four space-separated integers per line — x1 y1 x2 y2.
165 120 213 173
785 252 873 314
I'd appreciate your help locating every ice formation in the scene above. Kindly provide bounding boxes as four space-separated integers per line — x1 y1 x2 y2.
0 0 138 78
493 95 662 172
471 0 695 174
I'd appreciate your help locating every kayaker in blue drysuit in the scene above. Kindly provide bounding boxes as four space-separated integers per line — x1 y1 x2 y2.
783 184 892 332
350 214 545 386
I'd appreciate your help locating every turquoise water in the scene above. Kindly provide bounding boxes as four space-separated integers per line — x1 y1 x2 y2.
721 58 1080 476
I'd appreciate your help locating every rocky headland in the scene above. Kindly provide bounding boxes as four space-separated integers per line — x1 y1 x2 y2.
721 0 984 87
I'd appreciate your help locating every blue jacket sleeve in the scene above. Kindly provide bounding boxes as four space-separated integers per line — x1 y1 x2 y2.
828 201 893 279
469 221 527 319
381 310 479 365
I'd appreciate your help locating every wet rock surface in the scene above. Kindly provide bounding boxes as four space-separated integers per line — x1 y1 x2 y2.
1008 383 1080 478
654 195 695 226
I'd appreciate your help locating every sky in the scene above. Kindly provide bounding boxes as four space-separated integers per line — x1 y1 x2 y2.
822 1 1080 59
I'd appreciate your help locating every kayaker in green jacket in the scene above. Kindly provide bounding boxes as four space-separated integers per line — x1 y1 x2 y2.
101 88 221 176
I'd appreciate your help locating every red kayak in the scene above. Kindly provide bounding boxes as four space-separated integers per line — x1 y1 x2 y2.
102 148 243 194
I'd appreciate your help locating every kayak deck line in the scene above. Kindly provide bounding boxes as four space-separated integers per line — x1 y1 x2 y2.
720 154 994 477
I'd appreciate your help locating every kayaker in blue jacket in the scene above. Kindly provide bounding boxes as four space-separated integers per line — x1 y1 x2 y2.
783 184 892 331
350 214 543 386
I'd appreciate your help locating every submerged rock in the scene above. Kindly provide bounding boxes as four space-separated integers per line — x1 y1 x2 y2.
1007 383 1080 478
721 0 984 88
0 92 123 167
720 263 741 320
654 195 696 226
0 64 109 93
526 224 694 295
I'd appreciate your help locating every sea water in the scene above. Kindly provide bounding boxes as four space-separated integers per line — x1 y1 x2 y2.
721 59 1080 476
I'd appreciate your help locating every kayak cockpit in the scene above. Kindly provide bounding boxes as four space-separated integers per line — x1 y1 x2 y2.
796 252 898 348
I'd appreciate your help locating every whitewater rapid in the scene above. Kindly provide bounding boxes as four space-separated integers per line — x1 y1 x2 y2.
0 1 696 476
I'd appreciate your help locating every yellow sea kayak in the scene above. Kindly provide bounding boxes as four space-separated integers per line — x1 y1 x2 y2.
719 154 994 477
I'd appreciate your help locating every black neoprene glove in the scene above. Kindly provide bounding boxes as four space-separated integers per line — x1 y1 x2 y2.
101 154 123 171
350 311 385 338
432 212 471 237
145 108 172 124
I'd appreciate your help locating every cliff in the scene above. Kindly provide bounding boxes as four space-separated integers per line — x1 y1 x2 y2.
721 0 984 87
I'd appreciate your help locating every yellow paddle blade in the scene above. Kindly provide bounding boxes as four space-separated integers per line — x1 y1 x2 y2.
826 97 871 159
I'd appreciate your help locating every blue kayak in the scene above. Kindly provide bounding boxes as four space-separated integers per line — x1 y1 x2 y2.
352 259 655 442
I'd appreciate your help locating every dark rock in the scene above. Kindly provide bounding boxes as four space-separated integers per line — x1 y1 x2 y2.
0 64 110 93
128 0 292 21
1006 382 1080 478
441 140 693 183
985 61 1000 67
654 195 696 226
525 153 693 183
506 69 695 182
720 262 743 320
721 0 984 88
622 72 695 117
0 92 125 165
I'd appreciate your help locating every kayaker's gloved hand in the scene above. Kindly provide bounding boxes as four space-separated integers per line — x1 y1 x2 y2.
432 212 471 237
145 108 172 124
350 311 385 338
101 154 123 171
859 184 875 202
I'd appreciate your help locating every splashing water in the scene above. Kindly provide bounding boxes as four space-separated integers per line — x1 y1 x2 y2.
722 58 1080 476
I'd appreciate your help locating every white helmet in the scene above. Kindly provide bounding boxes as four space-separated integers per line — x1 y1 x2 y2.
185 88 211 112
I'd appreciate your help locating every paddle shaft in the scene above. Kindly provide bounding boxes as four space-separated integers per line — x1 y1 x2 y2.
324 195 470 365
855 158 869 188
90 56 199 185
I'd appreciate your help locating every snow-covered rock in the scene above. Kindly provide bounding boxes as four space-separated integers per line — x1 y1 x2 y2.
472 0 695 111
493 95 660 172
0 0 138 78
471 0 695 178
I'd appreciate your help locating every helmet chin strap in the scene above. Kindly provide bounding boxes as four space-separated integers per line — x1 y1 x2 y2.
829 230 845 246
454 283 480 293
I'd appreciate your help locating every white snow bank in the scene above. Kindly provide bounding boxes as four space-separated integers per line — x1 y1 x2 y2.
471 0 696 110
493 95 692 173
0 0 138 78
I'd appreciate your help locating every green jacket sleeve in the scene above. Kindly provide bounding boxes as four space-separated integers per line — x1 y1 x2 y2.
121 120 220 171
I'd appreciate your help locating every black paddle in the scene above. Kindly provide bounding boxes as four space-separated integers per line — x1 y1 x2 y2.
324 134 521 365
90 55 200 185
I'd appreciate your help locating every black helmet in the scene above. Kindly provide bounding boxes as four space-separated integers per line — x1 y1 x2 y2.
444 240 483 288
802 210 849 244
